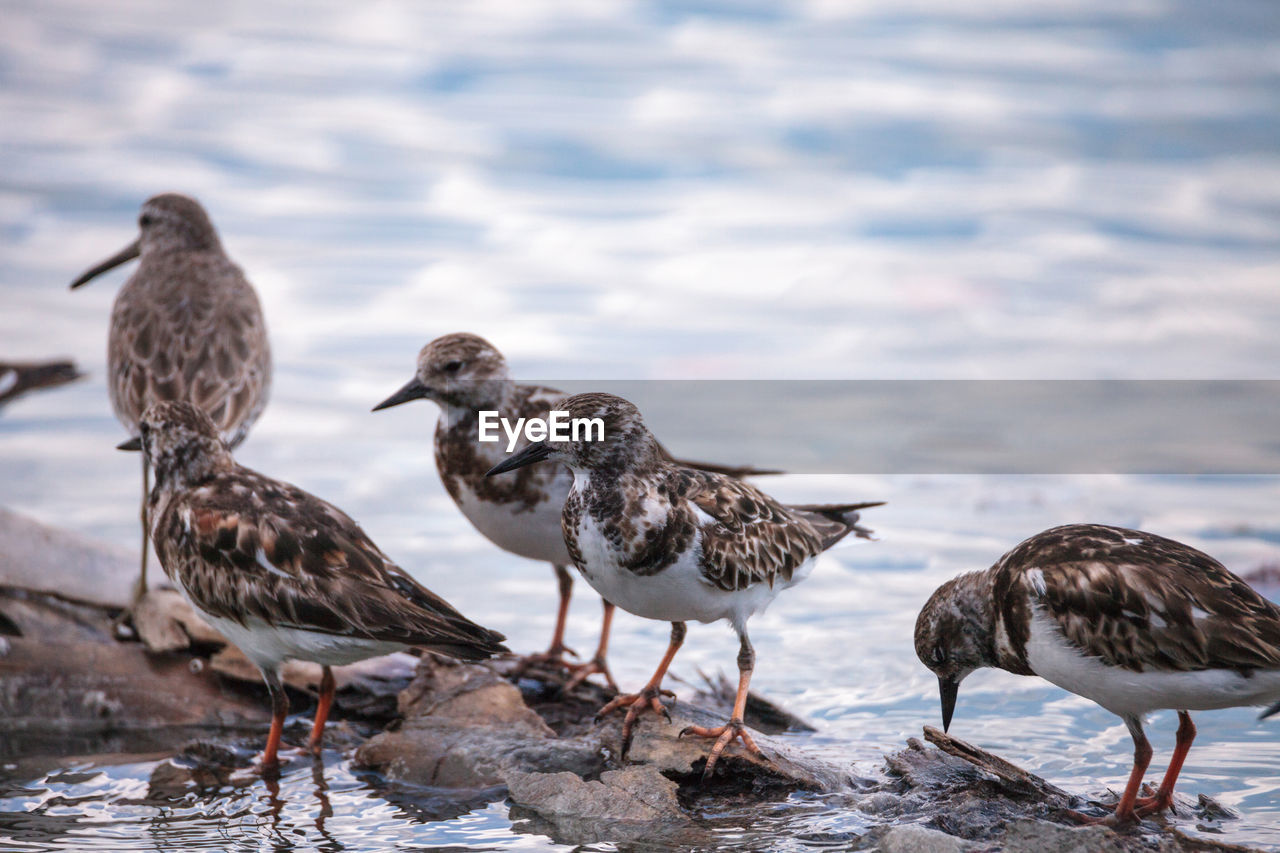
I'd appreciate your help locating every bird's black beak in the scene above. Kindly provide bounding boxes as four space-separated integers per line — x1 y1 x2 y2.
372 377 431 411
117 436 143 452
486 440 552 477
939 676 959 733
70 238 142 289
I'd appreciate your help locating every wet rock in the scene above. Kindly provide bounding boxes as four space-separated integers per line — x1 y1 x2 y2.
620 698 853 791
356 656 606 788
506 765 697 846
870 824 975 853
507 765 683 821
0 514 415 747
358 653 855 795
857 790 903 816
1002 819 1117 853
0 632 271 738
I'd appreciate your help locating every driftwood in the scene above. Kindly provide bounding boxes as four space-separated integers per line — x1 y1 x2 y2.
923 725 1071 799
0 359 82 407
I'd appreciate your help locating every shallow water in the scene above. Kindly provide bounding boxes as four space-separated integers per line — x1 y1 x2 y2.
3 0 1280 849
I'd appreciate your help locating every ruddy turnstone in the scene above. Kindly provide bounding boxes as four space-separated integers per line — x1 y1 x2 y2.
71 193 272 620
0 358 82 407
485 391 881 778
915 523 1280 824
121 400 506 770
373 333 776 690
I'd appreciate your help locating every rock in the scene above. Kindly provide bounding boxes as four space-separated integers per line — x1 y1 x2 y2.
620 697 854 790
1003 819 1117 853
134 589 224 653
0 634 270 735
507 765 683 822
0 565 413 747
506 765 690 845
871 824 973 853
358 653 856 795
857 791 902 816
0 507 135 609
356 656 606 788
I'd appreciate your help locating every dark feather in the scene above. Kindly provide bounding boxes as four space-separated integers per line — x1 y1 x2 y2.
153 466 507 658
995 524 1280 674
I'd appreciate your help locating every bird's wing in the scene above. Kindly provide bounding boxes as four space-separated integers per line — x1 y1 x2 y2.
678 468 829 592
999 524 1280 673
156 469 505 659
108 255 270 445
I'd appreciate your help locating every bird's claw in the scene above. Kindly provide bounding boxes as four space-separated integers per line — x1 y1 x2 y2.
594 685 675 760
676 717 763 782
562 654 619 693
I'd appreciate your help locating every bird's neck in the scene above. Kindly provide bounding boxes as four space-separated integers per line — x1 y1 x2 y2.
149 449 234 509
439 379 516 429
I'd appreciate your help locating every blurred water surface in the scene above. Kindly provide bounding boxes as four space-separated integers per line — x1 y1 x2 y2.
2 0 1280 849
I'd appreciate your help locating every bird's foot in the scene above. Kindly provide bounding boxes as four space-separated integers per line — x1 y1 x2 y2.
1133 790 1176 817
594 685 676 759
1079 782 1171 822
232 744 311 781
110 578 149 640
511 644 580 676
678 717 763 782
562 653 619 693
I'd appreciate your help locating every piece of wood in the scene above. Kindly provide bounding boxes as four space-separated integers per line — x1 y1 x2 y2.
0 637 269 733
922 725 1071 799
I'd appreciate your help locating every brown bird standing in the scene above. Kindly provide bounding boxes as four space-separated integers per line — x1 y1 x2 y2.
71 193 271 623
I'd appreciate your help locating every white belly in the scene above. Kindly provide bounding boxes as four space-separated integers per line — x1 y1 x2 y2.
452 476 572 566
570 514 808 630
203 612 405 674
1026 610 1280 717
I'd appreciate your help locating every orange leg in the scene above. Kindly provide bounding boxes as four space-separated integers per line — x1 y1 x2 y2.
1135 711 1195 816
596 621 685 758
1069 715 1153 826
305 666 336 755
513 564 579 672
678 630 764 781
257 671 291 773
563 599 620 692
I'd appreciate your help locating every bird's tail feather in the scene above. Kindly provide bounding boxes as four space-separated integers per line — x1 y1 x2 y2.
789 501 886 549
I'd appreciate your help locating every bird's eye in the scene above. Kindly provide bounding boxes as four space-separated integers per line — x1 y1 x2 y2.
932 644 947 664
443 360 463 373
139 214 154 227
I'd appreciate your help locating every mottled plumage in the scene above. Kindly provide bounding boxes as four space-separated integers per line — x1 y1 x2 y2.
374 333 780 688
487 391 881 779
0 359 82 407
72 193 272 615
915 523 1280 824
131 400 505 769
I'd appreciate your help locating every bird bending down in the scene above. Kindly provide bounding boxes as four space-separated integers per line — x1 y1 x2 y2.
71 194 272 627
486 391 880 779
123 401 506 771
373 333 777 691
914 523 1280 825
